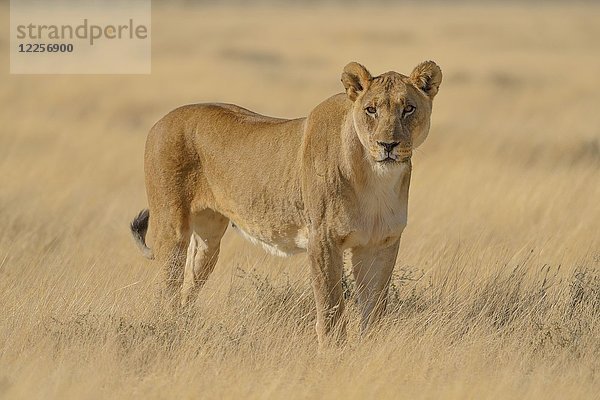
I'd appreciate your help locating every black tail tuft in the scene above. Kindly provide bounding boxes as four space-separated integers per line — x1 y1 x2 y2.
130 209 154 259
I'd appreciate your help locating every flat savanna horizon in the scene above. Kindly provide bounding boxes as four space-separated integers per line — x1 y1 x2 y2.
1 3 599 399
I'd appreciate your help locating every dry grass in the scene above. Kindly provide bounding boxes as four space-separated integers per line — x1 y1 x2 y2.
1 3 599 399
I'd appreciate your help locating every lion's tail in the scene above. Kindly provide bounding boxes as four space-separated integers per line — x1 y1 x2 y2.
130 209 154 260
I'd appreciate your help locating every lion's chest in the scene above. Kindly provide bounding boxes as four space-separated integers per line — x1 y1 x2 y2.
344 186 407 248
341 173 408 249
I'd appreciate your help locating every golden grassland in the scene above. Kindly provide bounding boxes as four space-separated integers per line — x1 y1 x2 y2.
1 3 599 399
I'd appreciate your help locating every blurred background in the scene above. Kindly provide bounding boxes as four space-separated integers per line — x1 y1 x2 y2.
1 2 599 399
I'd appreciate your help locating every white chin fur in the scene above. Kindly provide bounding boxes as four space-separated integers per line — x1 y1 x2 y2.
372 159 409 177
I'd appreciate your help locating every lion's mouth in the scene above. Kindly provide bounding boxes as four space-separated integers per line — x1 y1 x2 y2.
379 156 396 163
377 154 411 164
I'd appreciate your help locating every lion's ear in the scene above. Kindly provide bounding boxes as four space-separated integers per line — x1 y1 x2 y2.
410 61 442 100
341 62 372 101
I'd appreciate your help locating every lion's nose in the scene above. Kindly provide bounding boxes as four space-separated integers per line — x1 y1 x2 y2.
377 141 400 153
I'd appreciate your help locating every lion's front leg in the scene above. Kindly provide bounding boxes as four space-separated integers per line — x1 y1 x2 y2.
347 240 400 333
307 233 346 346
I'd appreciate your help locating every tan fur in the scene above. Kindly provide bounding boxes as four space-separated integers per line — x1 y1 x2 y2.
131 61 442 345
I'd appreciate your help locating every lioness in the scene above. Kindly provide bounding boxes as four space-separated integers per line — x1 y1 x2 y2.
131 61 442 344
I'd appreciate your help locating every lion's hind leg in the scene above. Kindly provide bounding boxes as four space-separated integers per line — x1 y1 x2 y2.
149 205 192 311
181 209 229 307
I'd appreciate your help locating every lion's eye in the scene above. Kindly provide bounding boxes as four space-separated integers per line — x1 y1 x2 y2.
365 106 377 116
403 105 416 117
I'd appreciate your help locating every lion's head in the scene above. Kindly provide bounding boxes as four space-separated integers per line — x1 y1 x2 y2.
341 61 442 168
